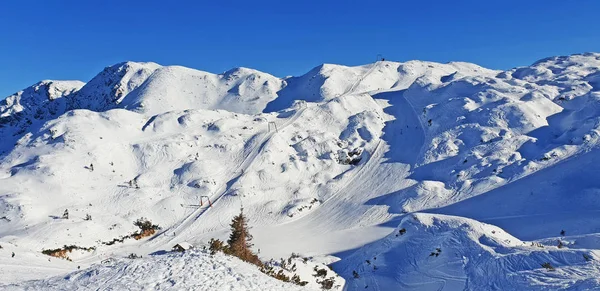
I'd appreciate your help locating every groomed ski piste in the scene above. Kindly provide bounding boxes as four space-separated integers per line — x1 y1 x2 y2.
2 53 600 290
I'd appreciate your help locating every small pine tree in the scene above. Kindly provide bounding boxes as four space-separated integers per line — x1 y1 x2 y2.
227 208 261 266
541 262 555 271
62 209 69 219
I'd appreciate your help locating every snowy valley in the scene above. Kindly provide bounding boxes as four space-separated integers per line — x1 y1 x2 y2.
1 53 600 290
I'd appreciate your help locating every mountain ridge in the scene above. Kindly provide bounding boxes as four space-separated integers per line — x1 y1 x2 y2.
2 52 600 290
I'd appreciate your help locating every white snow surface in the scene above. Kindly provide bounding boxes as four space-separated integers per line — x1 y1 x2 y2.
2 52 600 290
2 251 314 291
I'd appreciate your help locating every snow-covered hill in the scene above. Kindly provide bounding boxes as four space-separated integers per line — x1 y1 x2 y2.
336 213 600 291
2 52 600 290
3 251 316 291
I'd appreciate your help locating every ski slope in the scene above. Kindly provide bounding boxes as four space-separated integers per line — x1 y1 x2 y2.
2 53 600 290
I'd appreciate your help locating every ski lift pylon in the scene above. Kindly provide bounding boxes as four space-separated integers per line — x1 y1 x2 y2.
200 196 213 207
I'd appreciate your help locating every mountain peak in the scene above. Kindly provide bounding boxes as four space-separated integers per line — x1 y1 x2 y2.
67 61 161 111
0 80 84 120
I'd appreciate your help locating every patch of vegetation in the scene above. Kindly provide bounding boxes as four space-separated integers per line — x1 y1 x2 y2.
42 245 95 261
429 247 442 257
313 266 336 290
102 218 160 245
127 253 142 259
396 228 406 237
288 198 321 218
132 217 160 239
530 242 545 248
541 262 555 271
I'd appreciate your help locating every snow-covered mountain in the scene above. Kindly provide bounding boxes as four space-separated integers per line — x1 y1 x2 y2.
2 53 600 290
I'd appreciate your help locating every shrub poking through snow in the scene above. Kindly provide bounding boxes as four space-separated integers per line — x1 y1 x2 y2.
42 245 95 261
311 266 336 290
132 217 160 239
313 266 328 278
208 238 227 255
290 274 307 286
429 248 442 257
62 209 69 219
84 214 92 221
396 228 406 237
103 236 127 246
102 218 160 245
127 253 142 259
541 262 555 271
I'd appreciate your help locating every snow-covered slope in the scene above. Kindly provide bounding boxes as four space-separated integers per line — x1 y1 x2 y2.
3 251 315 291
336 213 600 291
2 52 600 290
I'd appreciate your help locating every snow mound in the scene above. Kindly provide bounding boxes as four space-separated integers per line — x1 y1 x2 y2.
123 65 283 115
336 213 600 291
2 251 314 291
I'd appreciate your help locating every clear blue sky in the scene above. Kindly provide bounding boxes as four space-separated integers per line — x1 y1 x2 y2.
1 0 599 98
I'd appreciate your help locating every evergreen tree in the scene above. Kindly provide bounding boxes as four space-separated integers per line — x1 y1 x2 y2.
227 208 261 265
